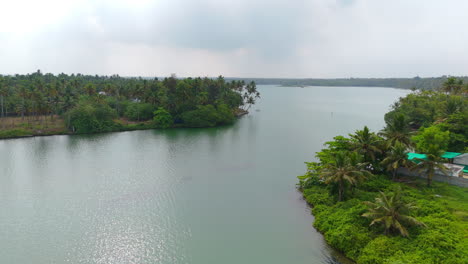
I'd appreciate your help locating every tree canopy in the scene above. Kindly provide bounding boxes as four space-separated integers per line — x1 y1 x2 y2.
0 71 259 134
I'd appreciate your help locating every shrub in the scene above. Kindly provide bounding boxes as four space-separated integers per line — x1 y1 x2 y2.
153 107 173 129
181 104 220 127
304 186 333 206
65 102 117 133
357 236 405 264
216 104 235 124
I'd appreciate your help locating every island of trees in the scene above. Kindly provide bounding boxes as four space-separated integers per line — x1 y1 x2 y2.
298 78 467 263
0 71 260 138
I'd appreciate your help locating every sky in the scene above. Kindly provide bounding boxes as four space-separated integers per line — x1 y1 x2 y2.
1 0 468 78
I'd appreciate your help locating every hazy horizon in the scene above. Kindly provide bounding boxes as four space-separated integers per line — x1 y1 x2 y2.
2 71 466 80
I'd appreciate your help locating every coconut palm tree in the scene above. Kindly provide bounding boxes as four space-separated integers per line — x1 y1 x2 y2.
350 126 383 164
441 77 463 94
362 187 425 237
379 113 413 147
412 149 448 187
381 142 414 180
321 151 372 201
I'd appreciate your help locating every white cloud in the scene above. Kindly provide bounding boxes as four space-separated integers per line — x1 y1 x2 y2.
0 0 467 77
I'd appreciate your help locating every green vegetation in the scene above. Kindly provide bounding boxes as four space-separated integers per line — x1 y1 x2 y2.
381 142 415 180
303 177 467 264
153 107 173 129
65 99 118 133
298 78 468 263
181 104 235 128
321 151 371 201
413 150 449 187
362 186 426 237
0 71 259 138
385 89 467 152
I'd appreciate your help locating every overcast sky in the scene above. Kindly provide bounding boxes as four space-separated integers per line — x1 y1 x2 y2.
1 0 467 78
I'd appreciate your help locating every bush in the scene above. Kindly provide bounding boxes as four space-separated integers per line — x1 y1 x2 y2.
65 102 117 133
216 104 235 124
153 107 173 129
359 174 392 192
357 236 405 264
303 186 333 206
181 104 220 127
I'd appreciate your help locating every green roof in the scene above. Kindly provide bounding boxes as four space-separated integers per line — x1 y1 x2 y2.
407 152 462 161
456 164 468 173
441 152 462 159
407 153 427 160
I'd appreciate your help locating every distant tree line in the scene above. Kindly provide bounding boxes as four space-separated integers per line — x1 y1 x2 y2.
229 76 468 90
0 71 260 133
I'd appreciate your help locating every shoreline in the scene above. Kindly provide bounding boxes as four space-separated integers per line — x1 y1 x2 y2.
0 110 250 141
298 175 468 263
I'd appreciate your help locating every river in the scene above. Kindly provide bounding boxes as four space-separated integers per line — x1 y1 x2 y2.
0 85 409 264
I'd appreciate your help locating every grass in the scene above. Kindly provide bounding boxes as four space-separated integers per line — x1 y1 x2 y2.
0 116 165 139
0 115 68 138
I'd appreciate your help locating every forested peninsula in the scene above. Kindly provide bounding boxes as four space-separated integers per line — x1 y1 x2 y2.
298 78 467 263
0 71 259 139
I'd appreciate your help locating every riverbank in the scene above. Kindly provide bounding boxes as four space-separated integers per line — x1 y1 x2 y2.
0 110 249 140
300 174 468 264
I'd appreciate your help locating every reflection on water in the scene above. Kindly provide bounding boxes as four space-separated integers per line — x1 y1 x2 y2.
0 85 409 264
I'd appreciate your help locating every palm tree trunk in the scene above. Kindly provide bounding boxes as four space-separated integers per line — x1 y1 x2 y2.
392 169 397 180
21 98 25 120
1 95 4 118
427 169 433 187
339 180 343 201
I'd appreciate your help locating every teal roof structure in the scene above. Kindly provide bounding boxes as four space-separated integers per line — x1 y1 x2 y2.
407 153 427 160
441 152 462 159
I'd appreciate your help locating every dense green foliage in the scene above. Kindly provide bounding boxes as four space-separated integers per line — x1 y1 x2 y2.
181 104 235 127
381 142 415 180
379 113 413 147
153 107 173 129
0 71 260 134
64 99 118 133
362 187 426 237
385 89 467 152
302 176 467 264
298 77 468 263
124 102 155 121
321 151 371 201
412 126 450 154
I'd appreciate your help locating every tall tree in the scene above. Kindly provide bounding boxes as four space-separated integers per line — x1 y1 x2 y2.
350 126 383 164
379 113 412 147
362 187 425 237
412 126 450 154
381 142 414 180
412 149 448 186
321 151 372 201
441 77 463 94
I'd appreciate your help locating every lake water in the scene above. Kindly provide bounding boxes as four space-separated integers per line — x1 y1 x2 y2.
0 85 409 264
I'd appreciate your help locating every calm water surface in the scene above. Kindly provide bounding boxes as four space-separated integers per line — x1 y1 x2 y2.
0 86 409 264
